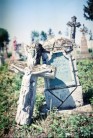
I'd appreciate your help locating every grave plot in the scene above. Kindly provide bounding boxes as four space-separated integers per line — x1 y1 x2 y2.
42 37 83 109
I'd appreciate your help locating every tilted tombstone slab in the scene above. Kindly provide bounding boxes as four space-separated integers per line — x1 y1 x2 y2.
44 51 83 109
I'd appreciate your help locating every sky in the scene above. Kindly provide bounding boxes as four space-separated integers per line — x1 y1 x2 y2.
0 0 93 45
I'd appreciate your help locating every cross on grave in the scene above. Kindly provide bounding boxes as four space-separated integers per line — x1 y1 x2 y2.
67 16 81 43
9 42 56 125
10 63 56 125
10 39 83 125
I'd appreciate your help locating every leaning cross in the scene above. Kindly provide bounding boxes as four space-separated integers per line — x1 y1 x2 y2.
67 16 81 43
10 63 56 125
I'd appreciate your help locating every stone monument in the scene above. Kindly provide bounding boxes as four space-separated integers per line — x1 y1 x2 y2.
10 38 83 125
80 24 88 54
11 37 20 60
67 16 81 43
43 37 83 109
10 43 56 125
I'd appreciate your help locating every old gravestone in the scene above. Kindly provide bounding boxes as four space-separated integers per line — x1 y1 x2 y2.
44 51 83 109
80 24 88 54
80 35 88 54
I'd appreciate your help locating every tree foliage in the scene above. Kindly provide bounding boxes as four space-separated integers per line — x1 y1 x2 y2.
31 31 39 42
40 31 47 41
84 0 93 21
0 28 9 53
0 28 9 43
58 30 62 35
48 28 54 36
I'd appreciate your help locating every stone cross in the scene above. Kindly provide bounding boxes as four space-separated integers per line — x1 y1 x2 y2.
10 62 56 125
9 43 56 125
67 16 81 42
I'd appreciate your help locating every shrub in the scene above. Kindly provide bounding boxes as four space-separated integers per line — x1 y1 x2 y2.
48 112 93 138
88 48 92 53
77 59 93 104
7 52 12 58
0 63 8 72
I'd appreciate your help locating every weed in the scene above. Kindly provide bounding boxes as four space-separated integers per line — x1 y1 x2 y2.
77 59 93 104
0 60 93 137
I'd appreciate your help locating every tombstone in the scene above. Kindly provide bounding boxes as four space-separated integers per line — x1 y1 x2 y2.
44 51 83 109
80 24 88 54
17 43 26 60
80 35 88 53
11 38 21 60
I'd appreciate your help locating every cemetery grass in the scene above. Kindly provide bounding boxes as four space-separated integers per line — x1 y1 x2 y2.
0 60 93 138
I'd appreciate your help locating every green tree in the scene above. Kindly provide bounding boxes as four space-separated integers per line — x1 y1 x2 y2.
0 28 9 54
31 31 39 43
48 28 53 35
84 0 93 21
40 31 47 41
0 28 9 43
58 31 62 35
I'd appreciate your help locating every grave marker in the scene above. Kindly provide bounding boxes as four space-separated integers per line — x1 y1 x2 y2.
80 24 88 54
67 16 81 43
44 51 83 109
10 63 56 125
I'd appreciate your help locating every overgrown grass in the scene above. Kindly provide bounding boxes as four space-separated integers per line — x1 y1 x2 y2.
77 59 93 105
0 64 21 137
4 111 93 138
0 60 93 138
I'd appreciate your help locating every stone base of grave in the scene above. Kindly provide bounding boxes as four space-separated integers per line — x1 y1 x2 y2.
58 104 93 114
44 86 83 109
76 53 92 60
40 104 92 115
